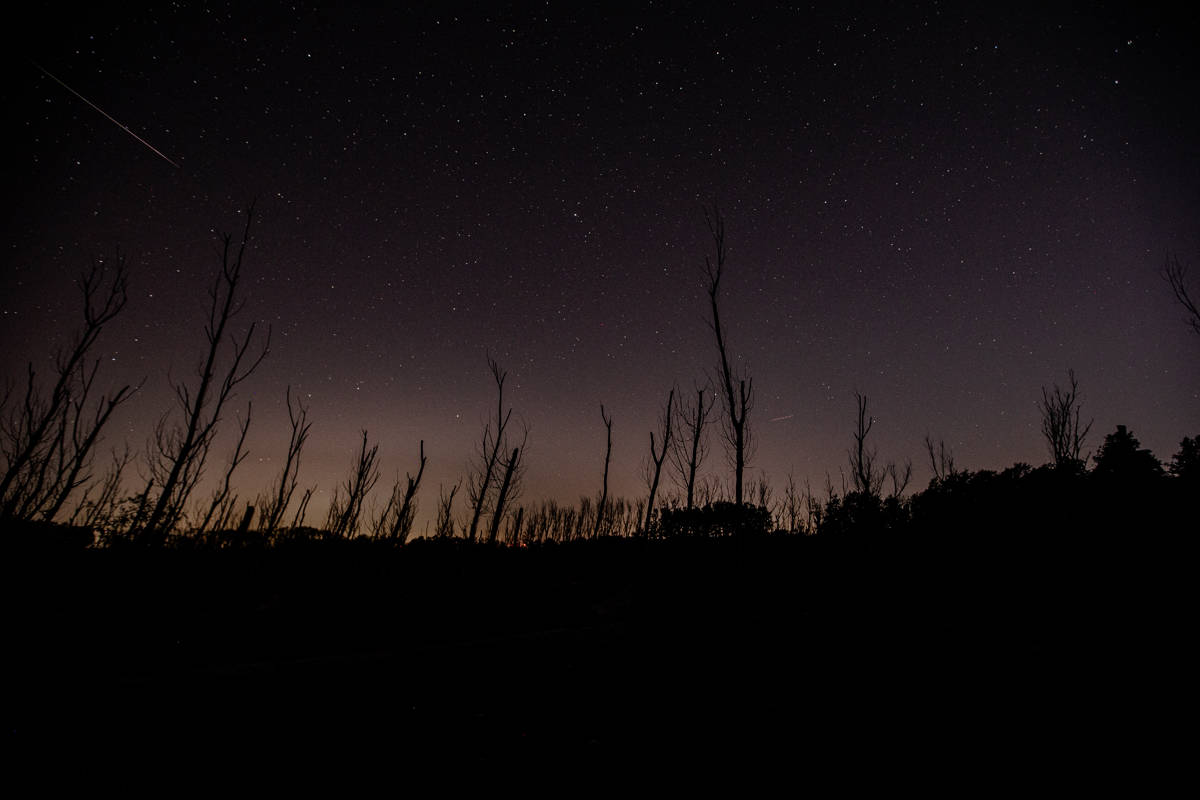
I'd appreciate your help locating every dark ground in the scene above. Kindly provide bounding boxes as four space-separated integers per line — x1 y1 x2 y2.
4 533 1186 780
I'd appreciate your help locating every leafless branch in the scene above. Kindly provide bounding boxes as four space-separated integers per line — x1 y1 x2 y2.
1163 253 1200 336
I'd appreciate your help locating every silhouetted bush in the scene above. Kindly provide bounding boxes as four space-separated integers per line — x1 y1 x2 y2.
657 501 772 538
1092 425 1164 486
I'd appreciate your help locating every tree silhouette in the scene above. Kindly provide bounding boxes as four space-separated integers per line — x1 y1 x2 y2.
670 386 714 510
1 252 135 522
375 440 427 543
594 404 613 538
136 207 270 539
1169 435 1199 484
486 446 521 545
466 355 525 542
326 429 380 538
1092 425 1163 483
1038 369 1092 470
1162 254 1200 337
924 434 957 483
702 205 753 505
433 480 461 538
848 392 884 497
193 403 252 534
257 386 313 535
643 388 674 532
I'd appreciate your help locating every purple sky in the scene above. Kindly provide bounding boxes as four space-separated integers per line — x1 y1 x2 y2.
4 3 1197 533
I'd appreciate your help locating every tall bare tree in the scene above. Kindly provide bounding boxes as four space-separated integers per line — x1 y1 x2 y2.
1038 369 1093 469
136 207 270 538
1162 254 1200 337
643 388 675 532
594 404 613 538
1 252 135 522
702 205 753 505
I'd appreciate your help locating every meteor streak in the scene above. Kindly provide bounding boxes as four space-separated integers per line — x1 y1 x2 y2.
33 61 179 168
769 414 794 422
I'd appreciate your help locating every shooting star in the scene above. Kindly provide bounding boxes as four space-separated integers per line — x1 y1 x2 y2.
769 414 794 422
33 61 179 168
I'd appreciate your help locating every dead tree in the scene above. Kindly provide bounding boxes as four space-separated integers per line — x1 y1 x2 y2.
1038 369 1093 469
643 388 675 532
193 404 252 534
594 404 613 538
886 459 913 498
670 386 714 510
377 440 427 543
848 392 885 497
289 485 316 530
257 386 312 535
136 207 270 538
703 205 753 505
1162 254 1200 337
466 355 524 542
486 447 521 544
326 429 380 538
924 434 957 482
1 252 135 521
433 481 460 538
69 445 134 531
780 471 804 534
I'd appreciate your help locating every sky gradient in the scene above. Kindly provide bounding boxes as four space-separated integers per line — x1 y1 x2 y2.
4 2 1198 532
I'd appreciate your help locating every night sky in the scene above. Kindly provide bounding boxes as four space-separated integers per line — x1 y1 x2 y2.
4 2 1198 533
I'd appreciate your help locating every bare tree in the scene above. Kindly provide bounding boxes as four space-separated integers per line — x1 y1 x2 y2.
326 429 380 538
1038 369 1093 469
702 205 754 505
466 355 525 542
843 393 911 500
1 252 135 522
848 393 885 497
193 404 252 534
486 447 521 544
594 404 613 538
779 470 805 534
924 434 957 482
670 386 714 510
1162 254 1200 336
289 485 316 530
136 207 270 539
68 445 134 531
433 480 460 538
256 386 312 535
886 459 912 498
643 388 675 533
375 440 427 544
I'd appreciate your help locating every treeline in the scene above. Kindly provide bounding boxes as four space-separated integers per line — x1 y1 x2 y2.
2 205 1197 550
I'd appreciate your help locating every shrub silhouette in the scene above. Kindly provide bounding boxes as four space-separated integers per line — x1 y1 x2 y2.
1092 425 1164 485
657 501 771 538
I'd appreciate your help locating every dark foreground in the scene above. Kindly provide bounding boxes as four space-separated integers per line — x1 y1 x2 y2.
4 532 1186 780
